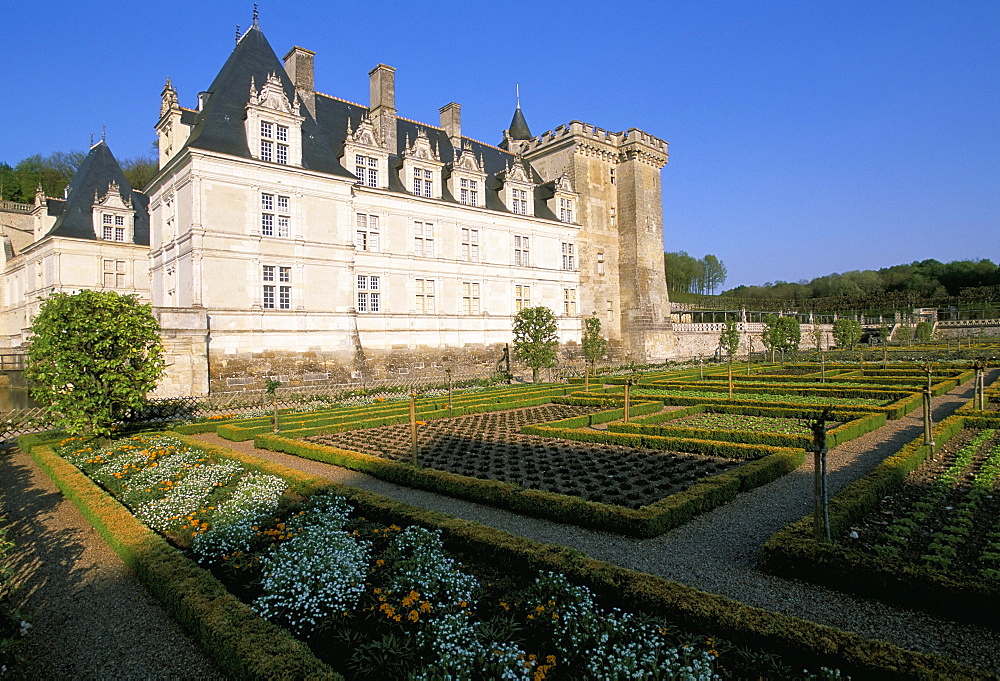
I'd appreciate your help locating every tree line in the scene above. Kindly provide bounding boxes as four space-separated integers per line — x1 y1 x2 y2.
663 252 727 295
721 259 1000 301
0 148 158 203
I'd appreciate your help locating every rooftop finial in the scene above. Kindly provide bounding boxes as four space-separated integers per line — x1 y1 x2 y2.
516 83 520 108
101 125 106 142
235 24 240 45
253 3 259 27
89 132 94 147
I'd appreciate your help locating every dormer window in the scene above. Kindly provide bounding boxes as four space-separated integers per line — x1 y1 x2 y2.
246 73 303 166
559 198 574 223
93 182 133 242
413 168 433 197
355 155 379 188
459 178 479 206
510 188 528 215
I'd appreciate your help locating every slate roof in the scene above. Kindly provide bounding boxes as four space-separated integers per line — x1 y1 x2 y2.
180 25 562 219
45 142 149 245
507 106 533 141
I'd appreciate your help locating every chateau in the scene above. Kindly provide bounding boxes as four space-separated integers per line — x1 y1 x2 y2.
0 20 675 396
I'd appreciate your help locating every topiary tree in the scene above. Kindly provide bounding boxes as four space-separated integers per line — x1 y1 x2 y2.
915 320 934 342
833 318 863 350
512 306 559 382
25 290 165 439
581 316 607 371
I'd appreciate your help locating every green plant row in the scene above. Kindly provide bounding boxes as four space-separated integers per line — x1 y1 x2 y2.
761 416 1000 627
212 392 568 442
638 380 920 400
620 389 921 420
21 432 985 679
253 430 800 538
630 403 874 425
608 412 886 450
19 432 338 679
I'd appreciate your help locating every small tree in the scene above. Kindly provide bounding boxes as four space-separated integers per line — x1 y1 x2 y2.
833 318 862 350
719 319 740 397
25 290 165 438
761 315 785 362
778 316 801 355
896 324 914 345
581 316 607 371
915 321 934 342
512 306 559 382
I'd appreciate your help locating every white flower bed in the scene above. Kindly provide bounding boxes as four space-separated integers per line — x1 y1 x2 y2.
135 461 242 532
191 471 287 563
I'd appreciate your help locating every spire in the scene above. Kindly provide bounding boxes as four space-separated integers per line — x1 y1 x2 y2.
508 104 532 141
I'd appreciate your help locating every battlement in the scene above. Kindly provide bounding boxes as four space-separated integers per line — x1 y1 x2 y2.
521 120 668 157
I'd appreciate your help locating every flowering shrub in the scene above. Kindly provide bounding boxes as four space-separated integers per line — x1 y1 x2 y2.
191 471 287 563
253 494 369 634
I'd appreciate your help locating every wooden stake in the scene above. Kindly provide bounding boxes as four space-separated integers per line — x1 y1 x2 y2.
409 393 419 466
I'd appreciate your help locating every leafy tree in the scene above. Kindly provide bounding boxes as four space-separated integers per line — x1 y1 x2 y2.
719 319 740 359
512 306 559 382
702 255 727 294
896 324 914 344
121 151 158 191
915 321 934 342
581 316 607 370
761 315 785 361
778 316 801 353
25 290 165 438
832 318 862 350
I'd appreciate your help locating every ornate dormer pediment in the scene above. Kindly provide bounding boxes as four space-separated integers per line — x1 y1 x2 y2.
504 159 532 185
249 73 299 116
453 149 484 173
94 181 132 210
554 170 574 194
160 77 179 117
403 129 440 162
346 116 383 150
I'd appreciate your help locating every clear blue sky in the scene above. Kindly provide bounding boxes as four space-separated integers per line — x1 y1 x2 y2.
2 0 997 289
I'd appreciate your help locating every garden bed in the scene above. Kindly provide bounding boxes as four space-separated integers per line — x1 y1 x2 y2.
20 430 987 680
305 405 739 509
762 416 1000 627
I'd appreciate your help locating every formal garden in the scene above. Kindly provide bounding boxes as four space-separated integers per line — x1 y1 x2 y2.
4 291 1000 678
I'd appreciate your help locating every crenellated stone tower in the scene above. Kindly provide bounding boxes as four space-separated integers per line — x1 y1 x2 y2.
516 121 674 362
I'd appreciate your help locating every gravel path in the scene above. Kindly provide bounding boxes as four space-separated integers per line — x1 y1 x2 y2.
194 369 1000 674
0 447 223 679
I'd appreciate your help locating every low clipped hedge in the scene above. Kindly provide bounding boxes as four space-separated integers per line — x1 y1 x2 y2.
19 432 337 680
253 431 803 538
761 415 1000 627
20 432 988 678
608 410 886 450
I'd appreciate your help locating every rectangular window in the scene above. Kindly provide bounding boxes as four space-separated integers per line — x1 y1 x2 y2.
115 215 125 226
561 242 575 270
414 222 434 257
597 252 605 275
462 282 480 315
460 228 479 262
356 155 378 188
103 225 113 240
610 207 616 227
511 188 528 215
607 299 614 322
115 227 125 242
459 178 479 206
262 265 291 310
276 144 288 165
514 235 530 267
412 168 433 197
261 121 273 139
357 275 380 313
415 278 435 314
276 125 288 142
261 140 273 162
559 197 573 223
261 193 289 237
563 288 576 316
355 213 380 252
515 284 531 312
103 214 113 224
103 259 125 288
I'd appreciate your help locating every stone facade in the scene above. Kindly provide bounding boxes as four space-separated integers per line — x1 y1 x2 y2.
142 23 676 396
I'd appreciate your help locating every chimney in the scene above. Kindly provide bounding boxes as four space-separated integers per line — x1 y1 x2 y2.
369 64 397 152
283 46 316 116
439 102 461 149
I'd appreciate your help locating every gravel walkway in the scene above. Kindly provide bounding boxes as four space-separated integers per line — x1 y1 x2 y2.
0 446 223 679
194 370 1000 675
